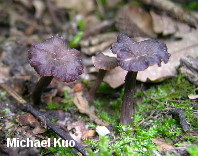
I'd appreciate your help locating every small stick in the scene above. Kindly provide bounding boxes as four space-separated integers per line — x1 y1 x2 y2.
143 91 169 106
0 83 27 106
137 111 160 126
143 91 195 111
0 83 87 156
168 108 189 132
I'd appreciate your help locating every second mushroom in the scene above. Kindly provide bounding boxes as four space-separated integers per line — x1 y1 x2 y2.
88 52 118 102
28 35 83 105
111 33 170 125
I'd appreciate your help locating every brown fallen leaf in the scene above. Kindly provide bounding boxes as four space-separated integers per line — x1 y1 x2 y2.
17 113 46 134
152 138 175 152
104 67 127 88
32 126 46 134
71 83 85 93
17 113 40 127
33 0 45 19
151 11 191 36
73 92 109 126
116 4 156 38
83 15 101 32
82 129 95 139
53 0 95 15
67 121 87 143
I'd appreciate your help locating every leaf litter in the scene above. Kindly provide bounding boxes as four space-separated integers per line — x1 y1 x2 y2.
73 92 109 126
0 0 198 155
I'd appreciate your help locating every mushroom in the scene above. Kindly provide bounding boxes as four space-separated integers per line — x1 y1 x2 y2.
88 52 118 102
111 33 170 125
28 35 83 105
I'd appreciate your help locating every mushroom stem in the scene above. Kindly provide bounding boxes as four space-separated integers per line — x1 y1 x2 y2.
32 76 53 105
120 71 137 125
88 69 106 102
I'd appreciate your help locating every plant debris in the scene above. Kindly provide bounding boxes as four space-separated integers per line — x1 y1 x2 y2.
168 108 189 132
0 0 198 155
73 92 109 126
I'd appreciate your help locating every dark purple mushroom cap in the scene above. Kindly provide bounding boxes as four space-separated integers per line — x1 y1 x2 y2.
111 33 170 72
28 35 83 82
92 53 118 70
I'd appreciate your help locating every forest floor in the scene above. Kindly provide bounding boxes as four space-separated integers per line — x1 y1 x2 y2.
0 0 198 155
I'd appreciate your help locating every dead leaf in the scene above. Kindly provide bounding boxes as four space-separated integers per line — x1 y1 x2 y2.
33 0 45 19
151 11 191 36
83 15 101 31
104 67 127 88
17 113 40 127
10 28 40 45
116 5 156 38
188 94 198 100
73 92 109 126
53 0 95 15
82 129 95 139
152 138 175 152
71 83 85 93
32 126 46 134
67 121 87 143
17 113 46 134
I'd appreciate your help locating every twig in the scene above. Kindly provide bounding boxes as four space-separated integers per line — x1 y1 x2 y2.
143 91 195 111
0 83 27 106
142 91 171 106
166 99 184 103
137 110 161 126
167 108 189 132
0 83 87 156
139 0 198 28
137 108 190 132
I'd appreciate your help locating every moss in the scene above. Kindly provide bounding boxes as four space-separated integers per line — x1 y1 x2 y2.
2 108 11 115
46 103 60 110
47 146 77 156
40 145 76 156
97 82 117 94
187 146 198 156
69 31 83 48
85 125 157 155
86 74 197 155
39 129 77 155
41 74 197 155
45 89 75 111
